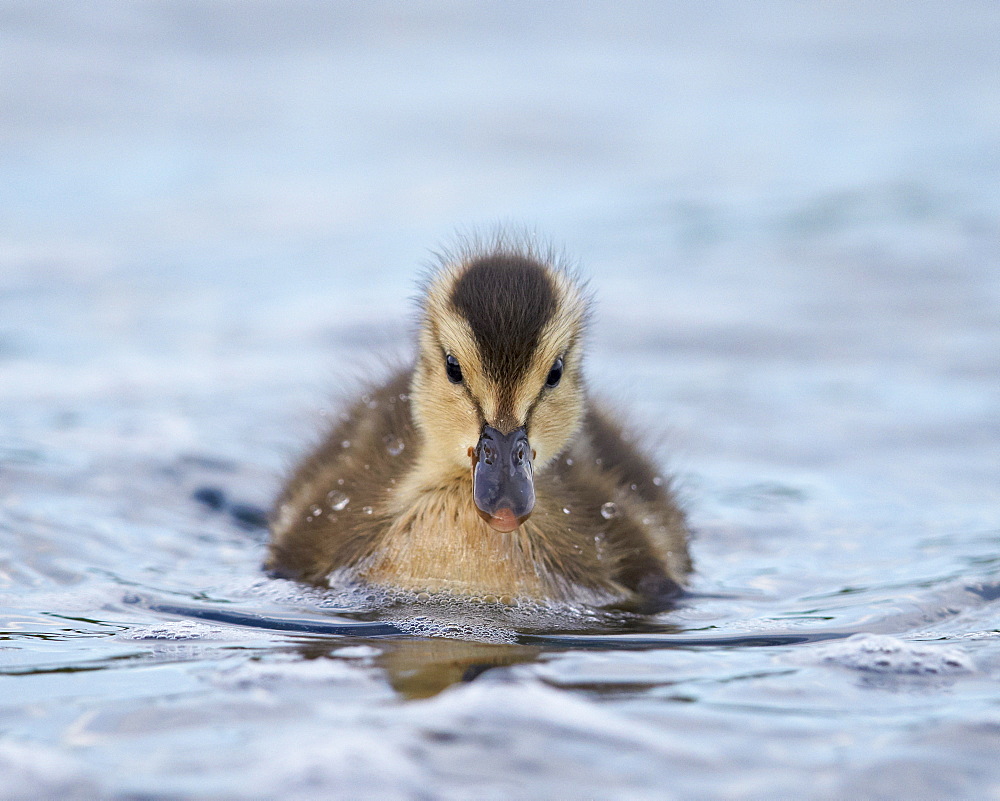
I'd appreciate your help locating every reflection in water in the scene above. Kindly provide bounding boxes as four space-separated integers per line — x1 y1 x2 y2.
376 639 543 699
295 637 542 699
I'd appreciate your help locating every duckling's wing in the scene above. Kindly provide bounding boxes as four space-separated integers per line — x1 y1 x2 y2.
582 406 678 505
578 404 691 603
267 370 418 585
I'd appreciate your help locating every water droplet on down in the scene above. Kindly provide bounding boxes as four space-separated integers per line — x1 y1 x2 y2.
327 491 349 512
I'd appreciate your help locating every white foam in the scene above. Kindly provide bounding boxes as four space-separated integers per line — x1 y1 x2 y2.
120 620 267 641
953 631 1000 641
809 634 975 675
378 589 633 643
228 565 637 641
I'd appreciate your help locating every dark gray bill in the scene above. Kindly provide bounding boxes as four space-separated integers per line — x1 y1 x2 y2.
471 425 535 532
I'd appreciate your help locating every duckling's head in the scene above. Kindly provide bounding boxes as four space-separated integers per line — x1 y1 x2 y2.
411 242 590 532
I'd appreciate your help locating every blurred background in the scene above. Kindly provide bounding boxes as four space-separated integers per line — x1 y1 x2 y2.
3 4 1000 797
2 0 997 510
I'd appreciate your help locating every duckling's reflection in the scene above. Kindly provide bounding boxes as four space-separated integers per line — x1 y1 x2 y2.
294 637 542 699
379 638 543 699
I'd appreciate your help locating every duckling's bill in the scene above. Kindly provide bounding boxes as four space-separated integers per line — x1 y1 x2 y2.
470 424 535 532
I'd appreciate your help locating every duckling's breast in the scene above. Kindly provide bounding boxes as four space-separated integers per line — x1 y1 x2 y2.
359 476 552 600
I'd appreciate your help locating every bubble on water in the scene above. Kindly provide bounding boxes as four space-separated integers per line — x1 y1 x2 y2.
361 506 373 515
384 436 405 456
310 505 323 517
337 478 345 486
327 491 349 511
594 532 607 560
565 457 574 466
652 475 663 486
341 440 351 449
122 621 265 641
600 502 618 520
398 393 409 402
630 483 638 491
562 507 571 515
312 574 633 643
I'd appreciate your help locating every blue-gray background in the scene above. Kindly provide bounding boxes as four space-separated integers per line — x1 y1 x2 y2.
2 3 999 799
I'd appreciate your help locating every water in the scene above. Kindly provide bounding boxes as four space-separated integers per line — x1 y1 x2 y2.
2 3 1000 798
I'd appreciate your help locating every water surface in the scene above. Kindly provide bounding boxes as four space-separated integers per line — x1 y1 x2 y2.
2 3 999 799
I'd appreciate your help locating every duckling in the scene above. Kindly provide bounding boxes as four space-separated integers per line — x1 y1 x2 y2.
267 239 691 612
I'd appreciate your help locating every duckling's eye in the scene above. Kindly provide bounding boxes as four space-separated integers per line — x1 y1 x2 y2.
445 354 463 384
545 357 564 388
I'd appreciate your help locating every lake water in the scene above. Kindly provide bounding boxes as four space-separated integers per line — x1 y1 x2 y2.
2 3 999 798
